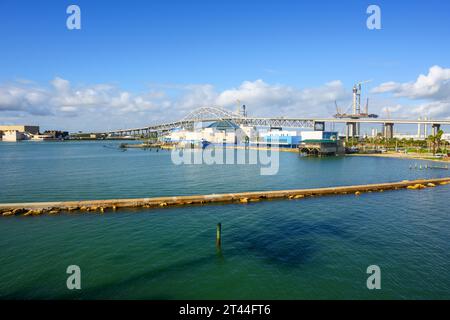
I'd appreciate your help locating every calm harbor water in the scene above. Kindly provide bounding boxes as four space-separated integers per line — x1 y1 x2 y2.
1 141 450 299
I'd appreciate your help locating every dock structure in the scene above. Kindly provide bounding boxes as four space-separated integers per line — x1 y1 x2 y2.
1 178 450 217
299 139 345 156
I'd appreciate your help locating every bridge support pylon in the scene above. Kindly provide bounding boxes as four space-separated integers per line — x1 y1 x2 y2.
346 122 358 141
432 124 441 136
383 123 394 139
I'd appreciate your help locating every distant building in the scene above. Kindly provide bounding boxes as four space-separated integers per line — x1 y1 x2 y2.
43 130 69 140
256 128 301 147
0 125 40 142
0 126 71 142
1 130 26 142
0 125 39 135
299 131 344 156
393 133 421 140
442 133 450 142
166 121 251 145
165 123 343 151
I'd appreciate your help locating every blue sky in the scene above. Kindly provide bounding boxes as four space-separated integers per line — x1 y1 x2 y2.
1 0 450 132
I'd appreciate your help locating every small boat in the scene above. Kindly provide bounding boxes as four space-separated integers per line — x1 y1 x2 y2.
201 139 211 149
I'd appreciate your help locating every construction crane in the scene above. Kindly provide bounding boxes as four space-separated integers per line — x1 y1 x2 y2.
334 101 342 116
333 80 378 119
385 107 391 119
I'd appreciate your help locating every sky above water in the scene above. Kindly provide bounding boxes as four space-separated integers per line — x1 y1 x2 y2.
0 0 450 132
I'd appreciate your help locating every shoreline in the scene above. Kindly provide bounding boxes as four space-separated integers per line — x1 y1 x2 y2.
1 177 449 216
122 143 450 162
348 152 450 164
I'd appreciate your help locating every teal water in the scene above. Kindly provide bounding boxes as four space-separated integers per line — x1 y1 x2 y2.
0 141 450 299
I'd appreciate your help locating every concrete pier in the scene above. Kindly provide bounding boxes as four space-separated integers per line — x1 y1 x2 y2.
1 177 450 216
383 123 394 139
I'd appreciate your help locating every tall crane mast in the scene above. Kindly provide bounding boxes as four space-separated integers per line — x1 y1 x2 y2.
352 80 371 116
333 80 378 119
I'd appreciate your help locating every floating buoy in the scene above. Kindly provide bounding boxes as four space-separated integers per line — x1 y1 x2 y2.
408 184 426 190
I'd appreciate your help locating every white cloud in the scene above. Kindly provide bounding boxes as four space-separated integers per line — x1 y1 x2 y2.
370 65 450 119
372 65 450 100
381 104 403 114
410 101 450 119
0 84 50 115
0 77 351 130
216 79 348 117
51 77 70 92
174 84 217 112
4 67 450 132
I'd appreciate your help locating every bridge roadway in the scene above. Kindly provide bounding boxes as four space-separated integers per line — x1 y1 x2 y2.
104 117 450 139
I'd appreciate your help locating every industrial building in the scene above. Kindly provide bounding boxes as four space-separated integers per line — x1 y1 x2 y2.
0 125 68 142
255 129 302 147
165 121 254 145
299 131 344 156
165 120 342 155
1 130 26 142
0 125 40 142
0 125 40 135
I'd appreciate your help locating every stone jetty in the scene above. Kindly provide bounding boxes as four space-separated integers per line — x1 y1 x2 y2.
1 177 450 216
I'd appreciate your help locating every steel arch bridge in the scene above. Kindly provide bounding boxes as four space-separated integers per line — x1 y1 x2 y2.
105 106 316 136
103 105 450 138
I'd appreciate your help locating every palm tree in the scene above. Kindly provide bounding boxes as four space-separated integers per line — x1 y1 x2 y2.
436 129 444 153
427 134 436 155
427 130 444 155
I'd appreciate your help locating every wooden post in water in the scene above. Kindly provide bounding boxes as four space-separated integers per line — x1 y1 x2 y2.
216 223 222 248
